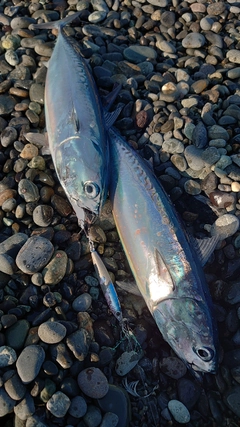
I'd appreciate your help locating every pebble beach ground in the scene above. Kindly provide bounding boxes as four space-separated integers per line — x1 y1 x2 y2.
1 0 240 426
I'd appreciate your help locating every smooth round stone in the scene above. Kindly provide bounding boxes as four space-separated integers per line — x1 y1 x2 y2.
202 147 220 166
184 179 201 195
11 16 36 29
207 1 225 14
5 320 30 350
100 412 119 427
33 205 54 227
157 40 176 54
88 225 107 243
1 126 17 147
2 197 17 212
159 357 187 380
0 388 16 416
171 154 187 172
84 405 102 427
214 155 232 170
208 125 230 141
162 138 184 154
51 194 72 216
66 329 90 361
211 214 239 239
123 46 157 64
68 396 87 418
200 17 213 30
34 42 54 57
0 253 16 275
28 156 46 170
42 250 68 286
98 384 131 427
46 391 70 418
4 372 26 400
224 387 240 418
78 367 109 398
16 236 54 274
5 49 19 66
115 351 140 376
16 345 45 384
38 321 67 344
88 11 106 23
29 83 44 104
182 33 205 49
168 400 190 424
18 179 40 202
72 293 92 312
184 145 204 171
2 34 20 50
0 346 17 367
14 392 35 420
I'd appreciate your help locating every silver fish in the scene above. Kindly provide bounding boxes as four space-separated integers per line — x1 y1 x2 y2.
108 127 219 374
32 13 114 224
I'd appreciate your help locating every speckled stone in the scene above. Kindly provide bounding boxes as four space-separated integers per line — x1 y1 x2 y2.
168 400 190 424
16 236 54 274
68 395 87 418
38 321 67 344
115 351 141 376
72 293 92 312
0 346 17 367
20 143 38 159
42 250 68 285
46 391 71 417
16 345 45 384
18 179 40 202
33 205 54 227
159 357 187 380
78 367 109 398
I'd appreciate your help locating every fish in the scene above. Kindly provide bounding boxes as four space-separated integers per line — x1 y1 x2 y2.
108 127 219 374
31 13 117 225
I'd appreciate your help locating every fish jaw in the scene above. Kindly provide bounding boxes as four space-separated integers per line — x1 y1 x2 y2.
53 136 108 217
152 297 219 373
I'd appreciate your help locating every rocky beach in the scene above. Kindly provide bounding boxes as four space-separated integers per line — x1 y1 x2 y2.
0 0 240 426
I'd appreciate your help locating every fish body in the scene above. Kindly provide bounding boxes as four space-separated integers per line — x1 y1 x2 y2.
35 13 109 221
108 127 219 373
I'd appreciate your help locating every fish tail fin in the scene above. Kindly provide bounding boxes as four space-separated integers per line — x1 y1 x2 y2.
29 11 80 31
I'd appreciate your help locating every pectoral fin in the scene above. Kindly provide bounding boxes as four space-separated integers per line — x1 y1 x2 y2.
191 235 219 266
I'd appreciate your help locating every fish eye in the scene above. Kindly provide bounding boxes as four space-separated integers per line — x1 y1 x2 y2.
195 347 214 362
83 181 100 199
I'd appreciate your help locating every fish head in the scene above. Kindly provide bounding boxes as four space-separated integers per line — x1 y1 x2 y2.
152 297 218 373
54 136 108 219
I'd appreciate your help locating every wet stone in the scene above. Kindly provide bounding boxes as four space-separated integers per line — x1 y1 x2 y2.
38 321 67 344
0 346 17 367
42 250 68 285
46 391 70 417
18 179 40 202
16 236 54 274
16 345 45 384
72 293 92 312
78 367 109 398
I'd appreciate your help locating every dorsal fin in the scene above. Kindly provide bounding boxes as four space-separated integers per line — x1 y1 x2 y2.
30 11 81 31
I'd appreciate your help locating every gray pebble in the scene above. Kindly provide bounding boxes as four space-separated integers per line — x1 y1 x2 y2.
162 138 184 154
42 250 68 285
5 49 19 66
66 329 90 361
4 372 26 400
115 350 140 376
29 83 44 104
84 405 102 427
46 391 71 417
123 46 157 64
18 179 40 202
50 343 73 369
11 16 36 30
38 321 67 344
0 253 17 275
184 145 204 171
184 179 201 195
5 319 30 350
100 412 119 427
168 400 190 424
0 95 17 115
1 126 17 147
78 367 109 398
16 345 45 384
14 392 35 420
159 357 187 380
0 346 17 367
68 395 87 418
88 11 107 23
211 214 239 239
0 388 16 416
182 33 205 49
16 236 54 274
72 292 92 311
32 205 54 227
98 384 131 427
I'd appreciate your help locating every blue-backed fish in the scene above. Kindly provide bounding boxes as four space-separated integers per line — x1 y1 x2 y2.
108 127 219 374
31 13 117 225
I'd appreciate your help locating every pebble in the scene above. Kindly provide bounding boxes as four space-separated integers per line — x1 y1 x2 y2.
211 214 239 239
168 400 190 424
38 321 67 344
18 179 40 203
100 412 119 427
115 350 141 376
84 405 102 427
0 346 17 367
224 387 240 418
4 372 26 400
0 388 16 416
97 385 131 427
16 345 45 384
159 357 187 380
78 367 109 398
32 205 54 227
68 395 87 418
46 391 71 418
16 236 54 274
72 293 92 311
5 319 30 350
14 392 35 420
66 329 90 361
42 250 68 285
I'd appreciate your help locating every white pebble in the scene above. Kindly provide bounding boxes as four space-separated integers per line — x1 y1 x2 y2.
168 400 190 424
211 214 239 240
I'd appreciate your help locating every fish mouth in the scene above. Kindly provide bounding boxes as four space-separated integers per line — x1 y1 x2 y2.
82 208 98 234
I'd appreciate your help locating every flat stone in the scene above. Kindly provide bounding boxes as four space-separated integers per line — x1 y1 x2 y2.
46 391 71 417
68 395 87 418
4 372 26 400
78 367 109 398
0 388 16 416
72 293 92 312
168 400 190 424
14 392 35 420
16 236 54 274
182 33 206 49
5 319 30 350
66 329 90 361
211 214 239 239
98 384 131 427
123 46 157 64
38 321 67 344
16 345 45 384
18 179 40 202
115 351 141 376
0 346 17 367
42 250 68 285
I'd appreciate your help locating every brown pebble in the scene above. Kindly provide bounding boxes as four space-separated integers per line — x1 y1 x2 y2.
51 194 72 217
0 189 17 206
9 87 29 98
20 143 38 159
15 102 29 112
135 110 148 129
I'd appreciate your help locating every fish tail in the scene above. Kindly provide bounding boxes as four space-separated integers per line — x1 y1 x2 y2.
30 11 80 31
